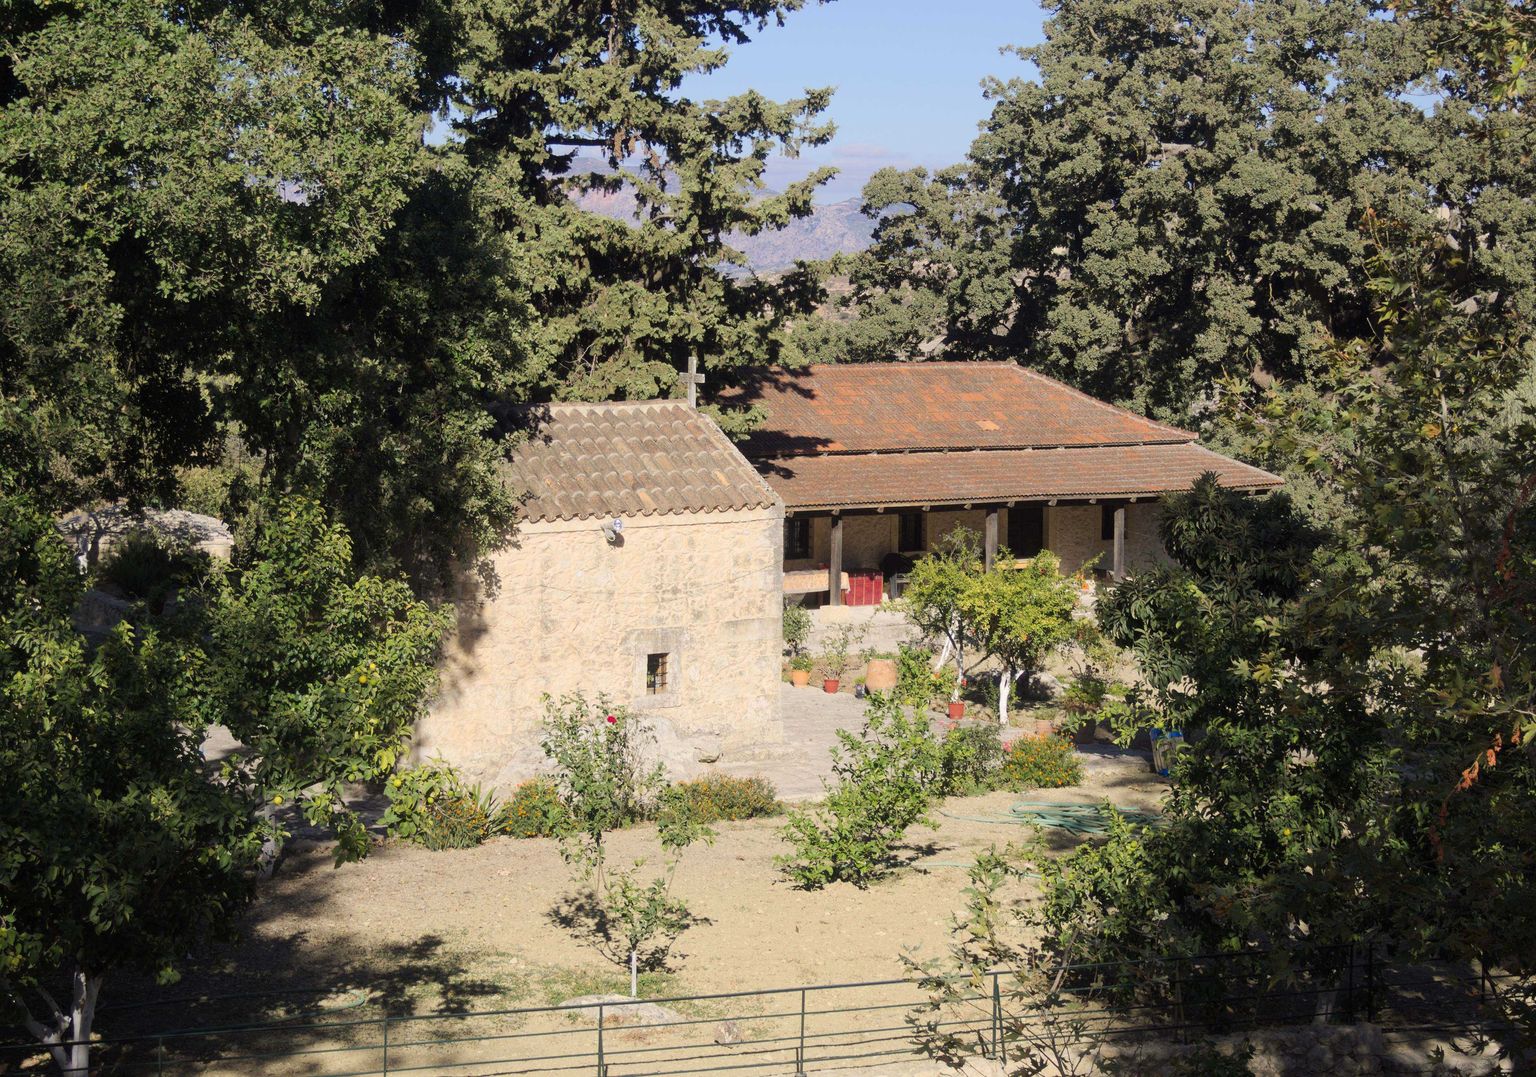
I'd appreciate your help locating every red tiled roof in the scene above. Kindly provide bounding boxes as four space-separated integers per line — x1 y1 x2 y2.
506 401 779 523
762 443 1283 511
721 362 1195 456
719 363 1281 509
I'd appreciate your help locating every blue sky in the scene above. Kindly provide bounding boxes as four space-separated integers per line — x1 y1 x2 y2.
684 0 1048 202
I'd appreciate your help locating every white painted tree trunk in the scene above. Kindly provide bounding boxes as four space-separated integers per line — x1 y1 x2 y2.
997 669 1027 726
630 949 639 999
18 968 101 1077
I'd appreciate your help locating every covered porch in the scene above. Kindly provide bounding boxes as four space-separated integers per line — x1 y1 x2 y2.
782 498 1164 609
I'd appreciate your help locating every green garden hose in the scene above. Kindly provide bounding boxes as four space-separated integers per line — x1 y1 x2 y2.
938 798 1164 835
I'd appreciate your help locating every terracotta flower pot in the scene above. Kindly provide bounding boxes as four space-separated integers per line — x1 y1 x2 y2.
947 700 966 721
1035 718 1056 737
789 669 811 687
864 658 898 693
823 678 841 694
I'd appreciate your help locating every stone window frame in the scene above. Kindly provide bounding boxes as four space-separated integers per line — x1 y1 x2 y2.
624 626 686 710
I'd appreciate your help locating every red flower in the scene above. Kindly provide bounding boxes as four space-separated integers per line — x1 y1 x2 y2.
606 714 617 724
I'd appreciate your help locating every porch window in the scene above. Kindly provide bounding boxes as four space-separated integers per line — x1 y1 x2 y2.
785 516 811 559
1009 503 1044 557
898 512 925 553
646 652 671 695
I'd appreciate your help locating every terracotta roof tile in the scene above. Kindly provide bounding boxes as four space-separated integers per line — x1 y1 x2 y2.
506 401 779 523
764 445 1284 513
761 443 1282 510
721 362 1195 456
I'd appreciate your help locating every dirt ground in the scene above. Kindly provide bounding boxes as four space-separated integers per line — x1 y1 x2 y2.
92 748 1165 1051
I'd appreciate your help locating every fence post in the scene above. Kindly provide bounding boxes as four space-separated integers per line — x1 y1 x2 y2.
1345 943 1357 1023
795 988 807 1076
1366 942 1378 1022
156 1036 164 1077
597 1003 606 1077
995 970 1007 1063
382 1015 390 1076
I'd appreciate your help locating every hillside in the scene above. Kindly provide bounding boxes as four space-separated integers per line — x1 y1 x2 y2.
574 185 876 272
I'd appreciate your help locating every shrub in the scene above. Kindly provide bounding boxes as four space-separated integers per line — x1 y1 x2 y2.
896 643 955 709
668 774 780 822
1060 674 1109 718
998 735 1083 790
789 654 815 673
503 776 566 838
381 762 510 850
936 723 1004 795
817 621 866 680
782 603 811 657
541 694 663 847
777 695 940 888
95 529 211 609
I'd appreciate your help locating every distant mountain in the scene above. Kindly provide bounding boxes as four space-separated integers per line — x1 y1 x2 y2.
731 199 877 272
572 183 876 273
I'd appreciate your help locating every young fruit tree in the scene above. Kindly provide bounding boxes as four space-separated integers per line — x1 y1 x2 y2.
540 697 712 996
901 529 985 697
959 549 1081 726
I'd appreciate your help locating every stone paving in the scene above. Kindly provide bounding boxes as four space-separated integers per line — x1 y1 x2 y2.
717 682 1157 802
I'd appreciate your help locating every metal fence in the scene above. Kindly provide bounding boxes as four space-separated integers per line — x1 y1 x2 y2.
2 945 1526 1076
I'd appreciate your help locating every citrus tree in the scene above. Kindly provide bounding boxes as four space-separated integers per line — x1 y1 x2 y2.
960 549 1081 725
900 529 985 697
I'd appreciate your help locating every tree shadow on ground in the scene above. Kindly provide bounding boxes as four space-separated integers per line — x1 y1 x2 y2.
96 848 512 1050
546 888 712 976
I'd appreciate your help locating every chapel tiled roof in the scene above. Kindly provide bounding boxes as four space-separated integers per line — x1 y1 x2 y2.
720 362 1196 456
758 442 1283 511
505 401 780 523
720 362 1282 509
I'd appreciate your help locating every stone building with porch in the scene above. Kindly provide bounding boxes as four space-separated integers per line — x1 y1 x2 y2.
415 401 786 789
722 363 1282 612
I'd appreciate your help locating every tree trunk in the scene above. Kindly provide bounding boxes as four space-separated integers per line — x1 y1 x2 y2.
998 668 1011 726
630 949 639 999
21 968 102 1076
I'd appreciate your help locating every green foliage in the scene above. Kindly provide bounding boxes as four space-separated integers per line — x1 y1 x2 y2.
503 777 567 839
935 723 1005 796
903 531 1081 722
997 736 1084 791
901 529 982 691
812 0 1536 425
540 695 666 874
205 496 448 864
777 695 941 888
895 643 949 709
551 756 715 997
817 620 866 680
380 762 513 851
0 491 266 1068
961 548 1081 724
789 653 815 673
1 0 837 586
667 774 781 823
94 530 212 611
782 602 811 657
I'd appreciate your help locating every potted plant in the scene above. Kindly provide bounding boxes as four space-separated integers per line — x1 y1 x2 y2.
782 603 811 659
818 622 864 695
788 654 814 687
947 677 968 722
